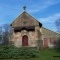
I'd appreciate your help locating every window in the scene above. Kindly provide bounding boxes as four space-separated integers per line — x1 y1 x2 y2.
50 38 55 44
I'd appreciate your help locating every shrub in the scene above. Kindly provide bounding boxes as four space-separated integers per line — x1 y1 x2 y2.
0 46 39 59
37 39 43 50
54 38 60 49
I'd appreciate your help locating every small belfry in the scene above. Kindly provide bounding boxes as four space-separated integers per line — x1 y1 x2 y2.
23 6 26 11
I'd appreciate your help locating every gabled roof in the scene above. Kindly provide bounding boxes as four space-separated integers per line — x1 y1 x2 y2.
10 11 42 28
42 27 60 35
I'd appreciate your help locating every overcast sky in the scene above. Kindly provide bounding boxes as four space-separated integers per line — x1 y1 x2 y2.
0 0 60 32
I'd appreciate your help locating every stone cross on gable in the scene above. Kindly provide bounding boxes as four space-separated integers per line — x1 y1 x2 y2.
23 6 26 11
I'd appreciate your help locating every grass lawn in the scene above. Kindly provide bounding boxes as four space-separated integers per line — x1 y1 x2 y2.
0 46 60 60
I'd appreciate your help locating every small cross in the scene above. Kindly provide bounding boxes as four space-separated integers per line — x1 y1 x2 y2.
23 6 26 11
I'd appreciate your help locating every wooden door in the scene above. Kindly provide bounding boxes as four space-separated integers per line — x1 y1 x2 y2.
22 35 28 46
44 38 48 47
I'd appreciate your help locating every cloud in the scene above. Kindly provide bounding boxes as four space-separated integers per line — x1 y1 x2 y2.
0 0 60 30
0 0 60 14
28 0 60 13
38 13 60 32
39 13 60 23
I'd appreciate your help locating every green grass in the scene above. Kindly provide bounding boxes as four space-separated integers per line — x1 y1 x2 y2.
39 48 60 60
0 45 60 60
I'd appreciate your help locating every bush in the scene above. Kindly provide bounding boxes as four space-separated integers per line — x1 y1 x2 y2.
37 39 43 50
54 38 60 49
0 46 39 59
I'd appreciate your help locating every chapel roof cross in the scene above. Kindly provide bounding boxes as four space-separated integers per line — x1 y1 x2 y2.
23 6 26 11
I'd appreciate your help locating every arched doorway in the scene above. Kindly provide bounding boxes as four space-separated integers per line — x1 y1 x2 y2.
22 35 28 46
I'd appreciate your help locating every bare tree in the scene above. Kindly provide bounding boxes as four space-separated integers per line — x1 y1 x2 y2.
0 26 3 44
55 19 60 33
55 19 60 49
3 24 11 45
